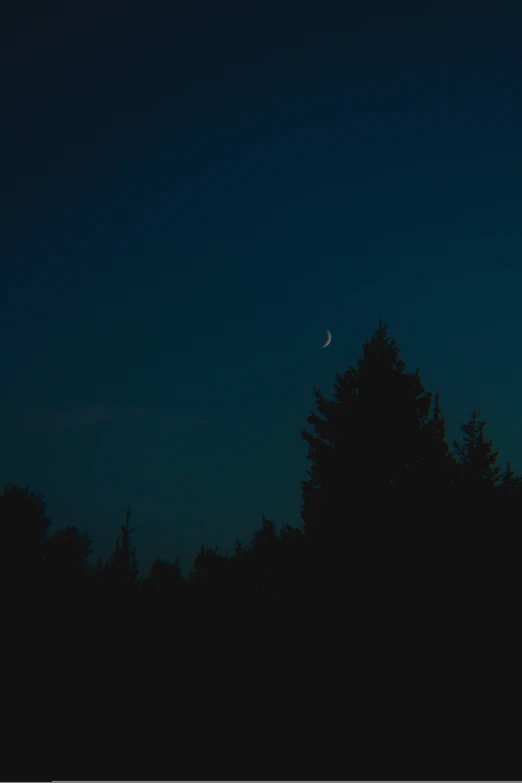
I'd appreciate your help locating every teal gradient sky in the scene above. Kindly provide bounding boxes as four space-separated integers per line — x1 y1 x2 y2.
2 1 522 574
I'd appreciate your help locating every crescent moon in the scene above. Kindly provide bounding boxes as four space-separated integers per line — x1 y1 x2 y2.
321 329 331 348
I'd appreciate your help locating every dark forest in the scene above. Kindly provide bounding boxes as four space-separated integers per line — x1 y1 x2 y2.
4 320 520 780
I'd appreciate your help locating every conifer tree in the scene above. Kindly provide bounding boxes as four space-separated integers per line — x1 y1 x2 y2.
500 460 522 491
404 390 458 505
301 320 440 542
452 409 502 490
103 502 139 597
0 483 51 606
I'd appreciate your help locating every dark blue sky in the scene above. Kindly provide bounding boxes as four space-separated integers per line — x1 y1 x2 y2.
2 1 522 574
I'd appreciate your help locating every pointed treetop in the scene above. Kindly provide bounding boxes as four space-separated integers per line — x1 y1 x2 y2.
452 408 502 485
501 460 522 489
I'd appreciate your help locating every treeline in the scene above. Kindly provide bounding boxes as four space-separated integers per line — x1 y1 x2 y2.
3 320 521 780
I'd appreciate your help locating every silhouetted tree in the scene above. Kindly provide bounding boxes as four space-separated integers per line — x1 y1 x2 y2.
102 502 139 603
452 408 502 489
301 320 442 546
0 483 51 608
404 390 459 500
250 515 277 553
499 460 522 500
449 407 503 526
7 314 522 782
190 545 221 587
0 483 51 551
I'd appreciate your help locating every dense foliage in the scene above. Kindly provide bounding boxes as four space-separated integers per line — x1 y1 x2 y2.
3 321 520 779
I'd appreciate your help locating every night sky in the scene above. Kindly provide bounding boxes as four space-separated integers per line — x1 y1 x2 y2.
3 1 522 575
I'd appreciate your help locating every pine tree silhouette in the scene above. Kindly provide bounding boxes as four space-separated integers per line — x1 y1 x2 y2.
452 408 502 488
0 483 51 612
102 502 139 601
301 319 441 545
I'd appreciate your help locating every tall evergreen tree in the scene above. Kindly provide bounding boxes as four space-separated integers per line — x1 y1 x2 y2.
500 460 522 491
102 502 139 597
496 460 522 524
404 390 458 506
301 320 441 543
452 408 502 490
446 412 520 646
0 483 51 605
0 483 51 553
